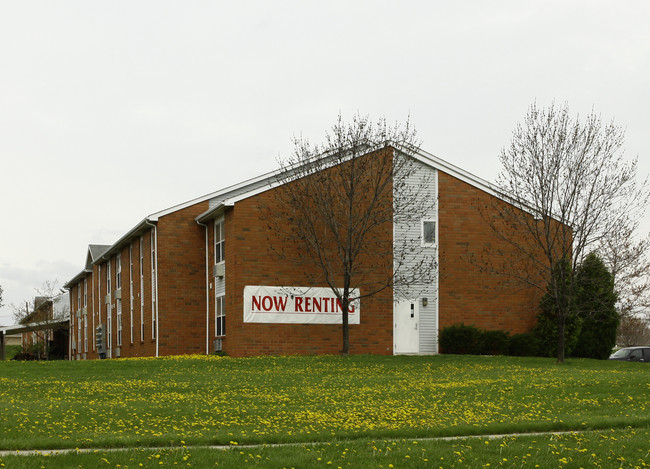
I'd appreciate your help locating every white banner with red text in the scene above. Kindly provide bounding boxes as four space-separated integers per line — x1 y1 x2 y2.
243 286 360 324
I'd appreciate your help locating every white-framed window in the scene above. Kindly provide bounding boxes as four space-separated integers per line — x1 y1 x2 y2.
139 235 144 341
83 278 87 308
77 285 81 312
129 243 134 344
215 295 225 337
107 312 112 351
83 314 88 353
77 313 82 352
116 253 122 290
151 230 156 340
421 219 437 247
98 264 102 326
214 220 225 264
116 298 122 347
107 260 112 295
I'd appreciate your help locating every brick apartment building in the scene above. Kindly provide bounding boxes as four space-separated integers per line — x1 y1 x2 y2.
64 146 543 359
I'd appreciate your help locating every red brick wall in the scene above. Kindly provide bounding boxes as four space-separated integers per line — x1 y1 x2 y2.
68 199 210 360
156 201 210 356
221 157 395 357
67 156 546 360
77 232 152 358
69 281 81 358
437 171 543 334
103 233 157 358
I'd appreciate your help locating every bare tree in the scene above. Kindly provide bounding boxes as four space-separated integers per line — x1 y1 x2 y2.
486 102 648 362
617 314 650 347
11 280 69 360
599 219 650 322
271 114 437 355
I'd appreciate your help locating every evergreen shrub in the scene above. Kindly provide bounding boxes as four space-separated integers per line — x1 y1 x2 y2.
479 330 511 355
508 332 540 356
439 323 483 354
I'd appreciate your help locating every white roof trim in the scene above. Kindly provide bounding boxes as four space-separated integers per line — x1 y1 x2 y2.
88 145 526 267
151 165 286 220
407 147 502 199
199 146 506 220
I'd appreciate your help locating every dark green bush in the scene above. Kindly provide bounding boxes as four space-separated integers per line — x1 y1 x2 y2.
479 330 510 355
11 351 39 361
441 323 547 357
439 323 483 354
508 332 541 356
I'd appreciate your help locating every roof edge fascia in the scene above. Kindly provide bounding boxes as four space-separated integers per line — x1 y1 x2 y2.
63 268 93 289
401 146 539 218
199 145 509 220
196 143 396 222
92 218 156 264
154 165 287 220
404 147 501 198
195 201 235 224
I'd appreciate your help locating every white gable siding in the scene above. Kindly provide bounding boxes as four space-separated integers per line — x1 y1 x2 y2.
393 156 439 354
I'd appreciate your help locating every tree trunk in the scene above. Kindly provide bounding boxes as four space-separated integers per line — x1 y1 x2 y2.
341 297 350 356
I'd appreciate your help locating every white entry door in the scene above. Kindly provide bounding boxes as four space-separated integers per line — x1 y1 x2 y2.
394 300 419 354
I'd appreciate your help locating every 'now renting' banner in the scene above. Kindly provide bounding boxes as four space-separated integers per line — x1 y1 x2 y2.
243 286 360 324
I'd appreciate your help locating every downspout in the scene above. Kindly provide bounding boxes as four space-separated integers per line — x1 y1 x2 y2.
91 271 95 356
145 220 159 358
434 169 440 354
68 288 73 360
197 220 210 355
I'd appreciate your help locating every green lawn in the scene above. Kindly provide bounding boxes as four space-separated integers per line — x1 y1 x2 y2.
1 428 649 468
2 344 21 360
1 354 649 467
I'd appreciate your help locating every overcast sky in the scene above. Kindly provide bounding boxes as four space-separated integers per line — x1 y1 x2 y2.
1 1 649 325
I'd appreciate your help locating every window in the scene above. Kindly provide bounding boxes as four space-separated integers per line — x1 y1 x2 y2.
151 230 156 339
83 278 87 308
116 298 122 347
215 220 225 263
83 314 88 353
98 264 102 324
421 220 437 246
107 261 112 295
215 295 225 337
116 253 122 290
139 236 144 340
129 243 134 344
77 285 81 312
107 312 112 351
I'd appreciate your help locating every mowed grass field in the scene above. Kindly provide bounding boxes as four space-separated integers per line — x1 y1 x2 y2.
0 354 648 468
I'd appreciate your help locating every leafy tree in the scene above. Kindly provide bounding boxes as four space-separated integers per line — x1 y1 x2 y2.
572 253 619 359
486 102 647 362
272 114 436 355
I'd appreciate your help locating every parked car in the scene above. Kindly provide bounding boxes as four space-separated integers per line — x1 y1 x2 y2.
608 346 650 362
